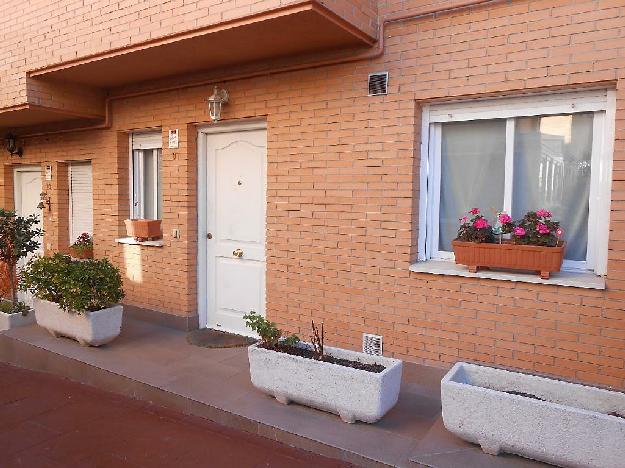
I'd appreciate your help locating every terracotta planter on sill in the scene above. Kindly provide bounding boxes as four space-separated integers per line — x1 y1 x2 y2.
124 219 162 241
68 246 93 259
451 239 566 279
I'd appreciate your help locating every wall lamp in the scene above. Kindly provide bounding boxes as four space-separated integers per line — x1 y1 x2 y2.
207 86 229 123
5 133 23 157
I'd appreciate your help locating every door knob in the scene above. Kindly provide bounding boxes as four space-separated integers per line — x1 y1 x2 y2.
233 248 244 258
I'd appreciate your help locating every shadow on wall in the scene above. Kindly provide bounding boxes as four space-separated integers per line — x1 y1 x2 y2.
122 244 143 285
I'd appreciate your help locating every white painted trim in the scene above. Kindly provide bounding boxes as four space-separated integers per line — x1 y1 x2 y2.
196 119 268 329
595 90 616 275
417 105 430 261
503 118 515 214
420 89 615 275
429 89 608 123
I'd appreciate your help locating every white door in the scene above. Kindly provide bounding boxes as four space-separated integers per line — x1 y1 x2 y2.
69 162 93 243
14 167 43 305
205 128 266 335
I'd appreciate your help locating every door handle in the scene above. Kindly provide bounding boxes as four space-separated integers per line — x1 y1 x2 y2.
233 248 244 258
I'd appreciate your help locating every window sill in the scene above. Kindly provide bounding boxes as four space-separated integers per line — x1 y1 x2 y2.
115 237 163 247
409 260 605 290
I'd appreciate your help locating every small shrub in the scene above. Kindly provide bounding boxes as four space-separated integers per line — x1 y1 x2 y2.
0 209 43 305
0 300 30 316
70 232 93 252
243 311 299 347
20 254 124 314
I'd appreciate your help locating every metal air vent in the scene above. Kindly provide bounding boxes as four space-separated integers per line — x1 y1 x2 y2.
363 333 383 356
368 72 388 96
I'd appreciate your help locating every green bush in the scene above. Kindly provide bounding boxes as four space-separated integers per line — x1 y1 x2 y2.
20 253 124 314
0 300 31 316
243 311 299 348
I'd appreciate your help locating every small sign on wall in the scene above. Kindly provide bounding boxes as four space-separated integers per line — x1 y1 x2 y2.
45 164 52 181
168 129 179 149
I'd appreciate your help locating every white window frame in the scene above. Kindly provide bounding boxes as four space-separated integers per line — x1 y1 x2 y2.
418 89 616 276
129 132 162 220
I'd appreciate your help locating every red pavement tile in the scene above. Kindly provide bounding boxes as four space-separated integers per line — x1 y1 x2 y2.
0 363 352 468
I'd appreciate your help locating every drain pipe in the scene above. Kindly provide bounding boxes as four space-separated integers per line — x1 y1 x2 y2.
21 0 503 138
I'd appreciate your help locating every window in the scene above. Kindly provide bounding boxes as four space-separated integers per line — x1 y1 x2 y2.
130 132 162 220
419 89 615 275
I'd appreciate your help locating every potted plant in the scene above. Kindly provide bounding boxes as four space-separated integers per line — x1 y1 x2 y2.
451 208 566 279
0 209 42 330
441 362 625 467
20 253 125 346
124 219 162 241
245 312 403 423
68 232 93 259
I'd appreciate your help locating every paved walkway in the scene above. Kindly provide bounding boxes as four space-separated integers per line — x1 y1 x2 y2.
0 363 350 468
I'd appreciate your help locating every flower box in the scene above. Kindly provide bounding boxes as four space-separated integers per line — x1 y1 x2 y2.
441 362 625 468
68 245 93 259
34 298 123 347
124 219 162 241
248 342 402 423
452 240 566 279
0 309 35 331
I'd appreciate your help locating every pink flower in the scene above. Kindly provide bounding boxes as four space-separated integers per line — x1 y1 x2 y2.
473 218 489 229
459 216 468 224
536 209 552 218
513 226 526 237
537 223 550 234
469 208 480 215
498 213 512 224
556 228 563 237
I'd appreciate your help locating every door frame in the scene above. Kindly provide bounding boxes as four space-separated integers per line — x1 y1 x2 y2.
196 119 268 329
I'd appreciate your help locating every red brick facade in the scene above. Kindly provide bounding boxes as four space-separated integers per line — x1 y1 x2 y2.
2 0 625 389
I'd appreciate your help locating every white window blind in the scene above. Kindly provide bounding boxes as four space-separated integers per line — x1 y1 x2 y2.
69 162 93 243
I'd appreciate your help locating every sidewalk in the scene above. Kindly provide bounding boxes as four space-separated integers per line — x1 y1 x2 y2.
0 363 350 467
0 317 546 467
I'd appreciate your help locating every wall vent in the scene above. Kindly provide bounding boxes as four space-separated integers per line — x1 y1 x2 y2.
368 72 388 96
363 333 383 356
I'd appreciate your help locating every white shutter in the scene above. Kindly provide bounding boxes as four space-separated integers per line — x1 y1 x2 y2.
69 162 93 243
132 132 162 149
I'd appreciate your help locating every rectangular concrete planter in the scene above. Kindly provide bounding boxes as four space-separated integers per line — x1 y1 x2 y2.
452 240 566 279
441 362 625 468
34 298 123 347
248 342 402 423
0 310 35 331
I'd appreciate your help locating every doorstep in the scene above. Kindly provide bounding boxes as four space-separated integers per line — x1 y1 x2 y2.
0 318 545 468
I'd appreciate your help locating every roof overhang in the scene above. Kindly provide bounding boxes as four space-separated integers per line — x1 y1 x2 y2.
28 3 376 89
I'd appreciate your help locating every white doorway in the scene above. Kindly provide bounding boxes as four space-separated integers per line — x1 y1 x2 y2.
14 167 43 305
198 121 267 335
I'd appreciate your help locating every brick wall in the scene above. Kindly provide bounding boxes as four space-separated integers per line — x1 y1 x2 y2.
0 0 377 112
2 0 625 389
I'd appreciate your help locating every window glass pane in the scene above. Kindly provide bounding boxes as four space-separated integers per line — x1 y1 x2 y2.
513 113 593 261
439 120 506 251
143 150 155 219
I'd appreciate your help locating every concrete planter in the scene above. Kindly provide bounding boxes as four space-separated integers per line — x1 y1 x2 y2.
34 298 123 347
248 342 402 423
0 310 35 331
441 362 625 468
